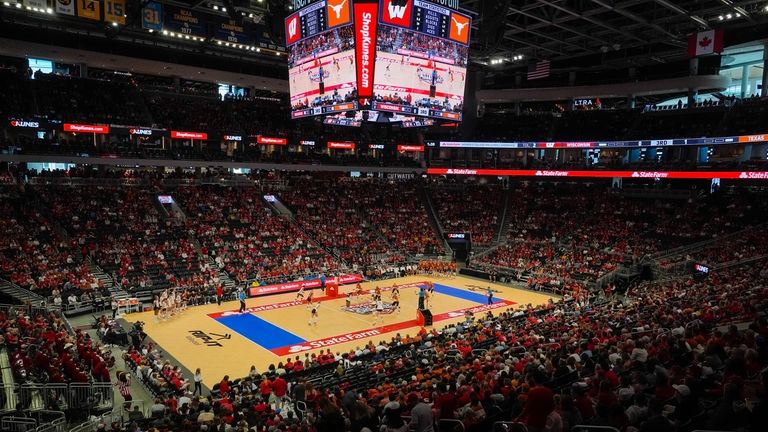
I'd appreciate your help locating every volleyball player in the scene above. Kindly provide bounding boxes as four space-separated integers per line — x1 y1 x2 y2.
296 286 305 301
308 305 318 326
391 291 400 313
305 290 314 309
374 296 384 324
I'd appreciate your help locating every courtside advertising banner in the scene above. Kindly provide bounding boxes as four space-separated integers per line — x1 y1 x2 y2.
248 274 363 297
354 0 379 107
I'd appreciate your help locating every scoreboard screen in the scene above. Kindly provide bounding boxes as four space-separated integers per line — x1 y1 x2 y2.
371 0 470 121
287 0 358 119
286 0 470 122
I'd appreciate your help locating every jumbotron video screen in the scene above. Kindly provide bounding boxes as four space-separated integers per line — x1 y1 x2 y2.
286 0 471 122
286 0 358 119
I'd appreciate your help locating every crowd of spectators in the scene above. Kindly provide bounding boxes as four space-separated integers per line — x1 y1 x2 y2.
0 186 99 297
36 185 217 293
429 182 503 245
474 184 768 284
1 307 113 387
174 185 339 284
102 260 768 432
278 177 392 267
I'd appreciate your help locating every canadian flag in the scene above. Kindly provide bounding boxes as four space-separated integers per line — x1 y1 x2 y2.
687 29 723 57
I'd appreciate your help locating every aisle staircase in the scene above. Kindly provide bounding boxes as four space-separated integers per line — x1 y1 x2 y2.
418 184 453 257
0 348 17 411
0 279 44 306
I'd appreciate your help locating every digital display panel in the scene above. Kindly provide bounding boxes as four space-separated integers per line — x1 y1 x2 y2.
287 1 358 118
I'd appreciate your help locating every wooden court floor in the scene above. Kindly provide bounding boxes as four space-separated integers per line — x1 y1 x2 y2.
124 275 557 388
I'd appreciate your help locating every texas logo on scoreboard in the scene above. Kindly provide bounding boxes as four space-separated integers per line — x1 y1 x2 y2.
449 12 470 44
285 13 301 45
327 0 351 28
381 0 412 27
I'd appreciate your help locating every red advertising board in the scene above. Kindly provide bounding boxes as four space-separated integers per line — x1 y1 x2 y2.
427 168 768 180
171 130 208 140
248 274 363 297
328 141 356 150
63 123 109 134
353 0 378 105
397 144 424 152
257 136 288 145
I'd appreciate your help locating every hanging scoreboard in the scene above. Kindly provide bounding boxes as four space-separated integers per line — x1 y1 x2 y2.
287 0 470 122
286 0 359 119
371 0 470 121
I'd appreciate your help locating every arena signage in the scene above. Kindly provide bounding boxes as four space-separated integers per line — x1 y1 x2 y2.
694 264 710 273
353 0 379 105
129 128 153 136
63 123 109 134
256 136 287 145
397 145 425 152
300 140 316 146
328 141 356 150
223 135 243 141
445 233 467 239
368 144 385 150
9 120 40 128
171 131 207 140
427 168 768 181
247 274 363 297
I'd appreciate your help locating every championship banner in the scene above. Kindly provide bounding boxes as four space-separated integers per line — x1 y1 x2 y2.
163 5 206 37
214 17 253 45
76 0 101 21
141 1 163 31
55 0 75 15
104 0 126 25
353 0 379 106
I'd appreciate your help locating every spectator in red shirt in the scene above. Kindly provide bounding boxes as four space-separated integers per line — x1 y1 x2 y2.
219 375 230 396
520 372 554 432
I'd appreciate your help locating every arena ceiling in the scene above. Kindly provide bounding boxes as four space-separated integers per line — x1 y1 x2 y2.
462 0 768 70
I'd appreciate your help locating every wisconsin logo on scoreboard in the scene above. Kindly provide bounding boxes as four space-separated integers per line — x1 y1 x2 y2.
381 0 412 27
327 0 351 28
285 13 301 45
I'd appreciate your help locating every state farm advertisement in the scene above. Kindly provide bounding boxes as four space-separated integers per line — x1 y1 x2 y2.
248 274 363 297
171 130 208 140
427 168 768 181
256 136 287 145
354 0 378 105
63 123 109 134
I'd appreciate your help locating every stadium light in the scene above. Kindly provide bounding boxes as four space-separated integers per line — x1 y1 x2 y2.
2 3 9 7
46 7 52 13
221 7 226 12
726 13 732 19
718 15 724 20
256 48 261 52
217 40 222 45
15 2 21 8
213 5 219 10
112 22 118 27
